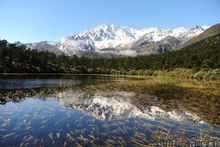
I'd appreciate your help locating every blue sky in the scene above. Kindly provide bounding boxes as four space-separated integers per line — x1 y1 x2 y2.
0 0 219 43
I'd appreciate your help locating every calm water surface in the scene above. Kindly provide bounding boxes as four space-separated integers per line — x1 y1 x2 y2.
0 75 219 146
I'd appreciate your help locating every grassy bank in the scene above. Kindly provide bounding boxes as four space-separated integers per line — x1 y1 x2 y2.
94 68 220 79
1 68 220 80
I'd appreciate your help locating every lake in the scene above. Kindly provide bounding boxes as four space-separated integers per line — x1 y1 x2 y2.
0 75 220 146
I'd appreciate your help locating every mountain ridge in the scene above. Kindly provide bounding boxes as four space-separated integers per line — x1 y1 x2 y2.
178 23 220 49
26 23 210 56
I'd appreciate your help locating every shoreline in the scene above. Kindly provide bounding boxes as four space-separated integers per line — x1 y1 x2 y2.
0 69 220 81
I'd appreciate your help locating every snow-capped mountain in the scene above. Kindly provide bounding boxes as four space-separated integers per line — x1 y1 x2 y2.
26 24 209 56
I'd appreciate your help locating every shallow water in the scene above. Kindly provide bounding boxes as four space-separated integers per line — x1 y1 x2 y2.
0 75 220 146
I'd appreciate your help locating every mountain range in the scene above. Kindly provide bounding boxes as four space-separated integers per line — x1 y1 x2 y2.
26 24 211 57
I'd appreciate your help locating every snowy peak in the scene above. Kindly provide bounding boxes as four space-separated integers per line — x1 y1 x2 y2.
181 25 207 39
72 23 143 49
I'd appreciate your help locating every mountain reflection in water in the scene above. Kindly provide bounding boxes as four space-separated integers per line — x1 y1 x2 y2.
53 90 205 124
0 75 219 146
